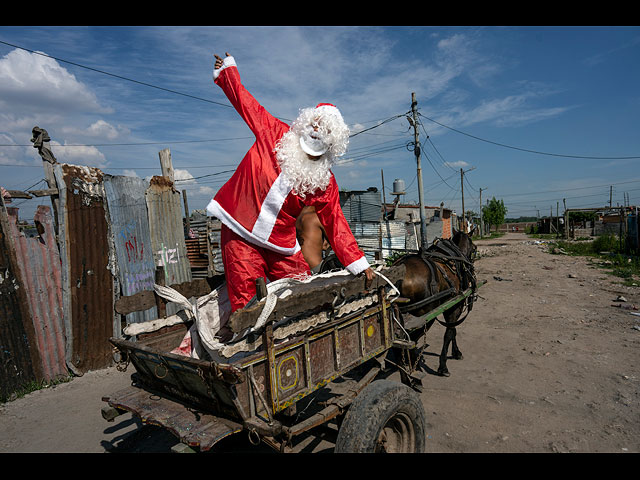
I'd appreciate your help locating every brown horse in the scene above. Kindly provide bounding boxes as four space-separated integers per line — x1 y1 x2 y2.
393 229 477 377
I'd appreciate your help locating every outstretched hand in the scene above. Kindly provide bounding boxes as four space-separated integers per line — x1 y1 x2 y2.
214 52 231 70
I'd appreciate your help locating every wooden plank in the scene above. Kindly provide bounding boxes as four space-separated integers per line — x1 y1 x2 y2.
103 385 243 452
5 190 32 199
28 188 58 197
114 290 157 315
229 265 406 334
114 275 224 315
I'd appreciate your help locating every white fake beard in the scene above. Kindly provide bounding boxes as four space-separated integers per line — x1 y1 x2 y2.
275 130 333 198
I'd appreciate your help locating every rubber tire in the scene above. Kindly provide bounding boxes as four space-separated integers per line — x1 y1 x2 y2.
334 379 427 453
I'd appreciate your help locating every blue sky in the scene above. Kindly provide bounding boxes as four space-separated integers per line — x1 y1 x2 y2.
1 25 639 221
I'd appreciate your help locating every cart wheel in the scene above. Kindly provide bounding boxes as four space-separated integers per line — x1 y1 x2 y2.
334 379 426 453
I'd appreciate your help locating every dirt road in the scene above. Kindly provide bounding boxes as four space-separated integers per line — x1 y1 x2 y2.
1 232 638 453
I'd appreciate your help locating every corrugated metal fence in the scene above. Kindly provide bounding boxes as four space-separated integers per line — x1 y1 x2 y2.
104 175 158 326
0 200 44 400
0 158 195 398
5 206 66 382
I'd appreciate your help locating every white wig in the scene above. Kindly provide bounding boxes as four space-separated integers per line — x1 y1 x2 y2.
275 103 350 198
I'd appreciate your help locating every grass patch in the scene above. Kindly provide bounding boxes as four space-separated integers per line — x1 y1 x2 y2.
1 375 73 403
528 233 558 240
474 231 505 240
547 233 640 286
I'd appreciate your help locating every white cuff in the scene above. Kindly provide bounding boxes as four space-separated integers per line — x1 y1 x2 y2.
213 55 236 81
345 256 370 275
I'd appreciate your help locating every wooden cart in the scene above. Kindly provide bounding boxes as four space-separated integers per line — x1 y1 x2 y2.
102 265 482 453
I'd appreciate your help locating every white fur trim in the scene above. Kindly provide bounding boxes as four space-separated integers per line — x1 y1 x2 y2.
345 256 370 275
315 103 342 118
206 198 301 256
213 55 237 81
252 173 293 241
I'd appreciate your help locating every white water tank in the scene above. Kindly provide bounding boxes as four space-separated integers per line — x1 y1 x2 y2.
392 179 406 195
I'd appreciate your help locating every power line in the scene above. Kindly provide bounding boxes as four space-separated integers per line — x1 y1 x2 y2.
174 169 236 182
0 40 409 140
0 40 235 109
0 137 254 148
418 112 640 160
496 178 640 199
349 113 409 138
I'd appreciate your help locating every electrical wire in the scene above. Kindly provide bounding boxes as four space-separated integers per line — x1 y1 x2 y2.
418 112 640 160
0 40 235 110
174 169 236 182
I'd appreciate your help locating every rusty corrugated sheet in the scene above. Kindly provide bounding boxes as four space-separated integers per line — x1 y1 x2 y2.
6 206 67 382
0 202 42 399
54 164 114 374
103 175 157 327
145 176 191 287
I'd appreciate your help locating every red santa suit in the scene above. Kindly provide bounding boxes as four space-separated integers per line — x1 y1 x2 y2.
206 56 370 311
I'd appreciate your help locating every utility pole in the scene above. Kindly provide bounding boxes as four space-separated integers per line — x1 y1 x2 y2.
381 169 392 257
610 185 613 209
479 188 485 237
410 92 428 250
460 168 465 232
459 166 475 232
563 198 568 239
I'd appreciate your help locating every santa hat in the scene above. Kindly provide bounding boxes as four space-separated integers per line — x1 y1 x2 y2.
314 103 341 118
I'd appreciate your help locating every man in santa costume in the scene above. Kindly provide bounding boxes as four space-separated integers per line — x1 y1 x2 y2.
207 53 374 312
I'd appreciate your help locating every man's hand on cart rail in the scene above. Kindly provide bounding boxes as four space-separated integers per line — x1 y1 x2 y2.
362 267 375 289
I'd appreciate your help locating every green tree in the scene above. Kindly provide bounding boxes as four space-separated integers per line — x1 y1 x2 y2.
482 197 508 232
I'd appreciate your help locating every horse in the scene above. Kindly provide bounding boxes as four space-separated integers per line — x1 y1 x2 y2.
392 229 477 377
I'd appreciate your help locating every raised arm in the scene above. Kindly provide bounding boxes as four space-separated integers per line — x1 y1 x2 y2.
213 52 286 143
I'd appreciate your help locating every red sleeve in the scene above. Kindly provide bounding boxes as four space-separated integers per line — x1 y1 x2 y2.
310 176 370 275
214 58 287 147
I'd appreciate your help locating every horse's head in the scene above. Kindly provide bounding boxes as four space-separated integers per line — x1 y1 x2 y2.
452 229 477 261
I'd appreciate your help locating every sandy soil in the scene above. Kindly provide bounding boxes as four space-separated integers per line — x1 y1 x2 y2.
0 232 638 453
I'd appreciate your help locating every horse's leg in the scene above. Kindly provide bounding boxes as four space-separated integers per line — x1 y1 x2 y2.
446 307 464 361
437 326 455 377
450 327 463 360
437 307 464 376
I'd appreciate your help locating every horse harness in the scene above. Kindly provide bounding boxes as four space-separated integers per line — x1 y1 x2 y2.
400 237 477 328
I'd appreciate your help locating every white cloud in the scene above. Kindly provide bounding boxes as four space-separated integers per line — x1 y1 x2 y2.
50 141 107 168
174 169 195 183
59 119 130 142
85 120 126 140
0 49 107 114
444 160 469 168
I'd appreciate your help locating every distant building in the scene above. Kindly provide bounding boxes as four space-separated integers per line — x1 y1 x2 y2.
383 202 453 242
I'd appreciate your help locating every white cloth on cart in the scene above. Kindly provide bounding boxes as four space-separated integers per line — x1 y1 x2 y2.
154 267 398 361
